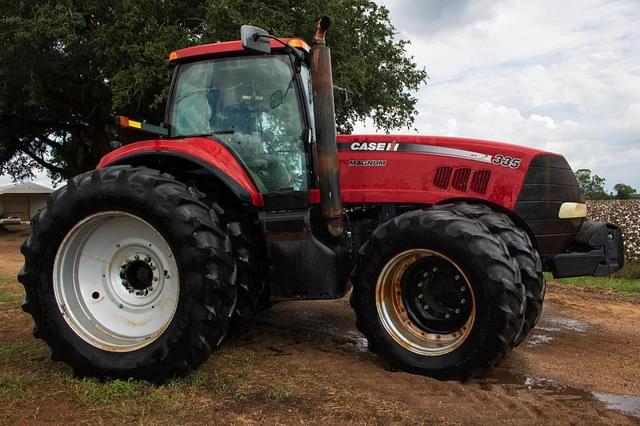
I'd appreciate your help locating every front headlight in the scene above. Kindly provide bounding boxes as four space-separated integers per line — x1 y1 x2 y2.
558 202 587 219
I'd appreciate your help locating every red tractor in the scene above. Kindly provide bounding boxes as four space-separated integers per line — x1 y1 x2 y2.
19 18 623 382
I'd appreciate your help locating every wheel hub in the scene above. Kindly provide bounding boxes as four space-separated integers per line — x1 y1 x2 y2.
401 257 473 334
120 255 158 296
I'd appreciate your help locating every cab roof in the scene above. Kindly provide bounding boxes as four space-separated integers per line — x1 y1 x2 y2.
168 38 310 63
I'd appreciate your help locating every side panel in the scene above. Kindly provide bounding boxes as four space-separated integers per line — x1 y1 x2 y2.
98 137 263 207
332 134 551 210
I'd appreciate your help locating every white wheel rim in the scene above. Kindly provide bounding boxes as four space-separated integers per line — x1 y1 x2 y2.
53 211 180 352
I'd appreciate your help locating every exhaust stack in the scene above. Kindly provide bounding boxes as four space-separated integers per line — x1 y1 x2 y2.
310 16 344 237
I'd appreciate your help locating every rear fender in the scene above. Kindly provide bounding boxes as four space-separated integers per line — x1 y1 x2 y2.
97 138 263 207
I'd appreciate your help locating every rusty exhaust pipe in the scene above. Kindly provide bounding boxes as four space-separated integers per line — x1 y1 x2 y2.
310 16 344 237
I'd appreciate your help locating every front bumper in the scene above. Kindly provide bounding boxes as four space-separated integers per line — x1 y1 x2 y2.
546 220 624 278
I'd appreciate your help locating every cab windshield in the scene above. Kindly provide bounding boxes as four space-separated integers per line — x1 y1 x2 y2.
169 55 308 192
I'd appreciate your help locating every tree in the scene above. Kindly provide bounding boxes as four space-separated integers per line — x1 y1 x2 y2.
574 169 609 199
614 183 636 199
0 0 426 182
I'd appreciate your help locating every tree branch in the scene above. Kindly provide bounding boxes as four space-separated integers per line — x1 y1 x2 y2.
19 147 69 177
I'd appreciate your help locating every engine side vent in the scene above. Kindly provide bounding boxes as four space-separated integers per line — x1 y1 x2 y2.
433 167 453 189
470 170 491 194
451 168 471 191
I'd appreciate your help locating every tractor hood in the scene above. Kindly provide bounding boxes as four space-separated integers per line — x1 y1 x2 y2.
332 134 562 210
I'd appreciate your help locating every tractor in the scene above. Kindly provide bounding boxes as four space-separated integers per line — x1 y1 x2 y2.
19 18 624 382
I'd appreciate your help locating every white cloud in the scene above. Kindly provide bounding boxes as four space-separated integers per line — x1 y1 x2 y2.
365 0 640 191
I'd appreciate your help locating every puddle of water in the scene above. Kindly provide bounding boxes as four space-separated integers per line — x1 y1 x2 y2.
526 333 554 348
544 315 589 333
525 313 590 347
484 370 640 419
593 392 640 418
343 331 369 353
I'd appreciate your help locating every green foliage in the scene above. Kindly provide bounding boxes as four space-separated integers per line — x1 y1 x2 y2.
574 169 609 199
613 183 636 199
550 262 640 294
0 0 426 181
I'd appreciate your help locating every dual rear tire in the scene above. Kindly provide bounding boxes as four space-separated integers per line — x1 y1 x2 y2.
351 204 543 379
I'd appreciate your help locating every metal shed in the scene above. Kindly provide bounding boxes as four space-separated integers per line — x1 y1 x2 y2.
0 182 53 221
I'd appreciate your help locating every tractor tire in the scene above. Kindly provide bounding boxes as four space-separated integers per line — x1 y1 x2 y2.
439 203 545 346
350 208 525 380
18 166 237 383
209 201 268 329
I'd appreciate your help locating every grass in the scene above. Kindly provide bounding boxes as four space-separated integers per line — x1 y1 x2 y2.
0 372 32 403
0 272 16 286
550 261 640 294
265 386 291 404
0 340 48 362
0 273 22 309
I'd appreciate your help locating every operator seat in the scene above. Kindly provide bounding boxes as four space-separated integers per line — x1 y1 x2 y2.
222 101 292 192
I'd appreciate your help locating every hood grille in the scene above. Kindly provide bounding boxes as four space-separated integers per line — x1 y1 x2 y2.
433 167 453 189
434 167 491 194
470 170 491 194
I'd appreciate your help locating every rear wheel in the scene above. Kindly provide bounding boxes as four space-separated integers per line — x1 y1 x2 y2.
19 166 237 382
351 208 525 379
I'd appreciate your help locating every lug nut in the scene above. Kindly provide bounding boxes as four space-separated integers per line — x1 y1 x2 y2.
445 313 450 319
454 275 461 281
460 298 466 305
433 267 438 272
460 287 466 292
423 272 429 277
455 308 461 314
423 305 429 310
418 294 424 299
144 256 151 263
418 282 423 288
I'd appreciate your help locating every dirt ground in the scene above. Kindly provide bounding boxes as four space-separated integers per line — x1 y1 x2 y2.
0 225 639 425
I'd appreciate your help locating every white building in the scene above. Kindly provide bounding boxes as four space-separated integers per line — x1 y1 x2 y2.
0 182 53 221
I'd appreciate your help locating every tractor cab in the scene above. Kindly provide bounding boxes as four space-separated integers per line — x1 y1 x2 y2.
166 40 314 193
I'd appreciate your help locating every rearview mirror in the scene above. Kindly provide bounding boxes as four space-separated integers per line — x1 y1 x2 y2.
240 25 271 54
270 90 283 109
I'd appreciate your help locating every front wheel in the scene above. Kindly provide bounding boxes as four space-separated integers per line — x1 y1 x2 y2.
19 166 237 382
351 208 525 380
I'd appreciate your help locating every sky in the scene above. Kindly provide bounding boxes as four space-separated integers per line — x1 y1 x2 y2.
1 0 638 192
359 0 640 192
